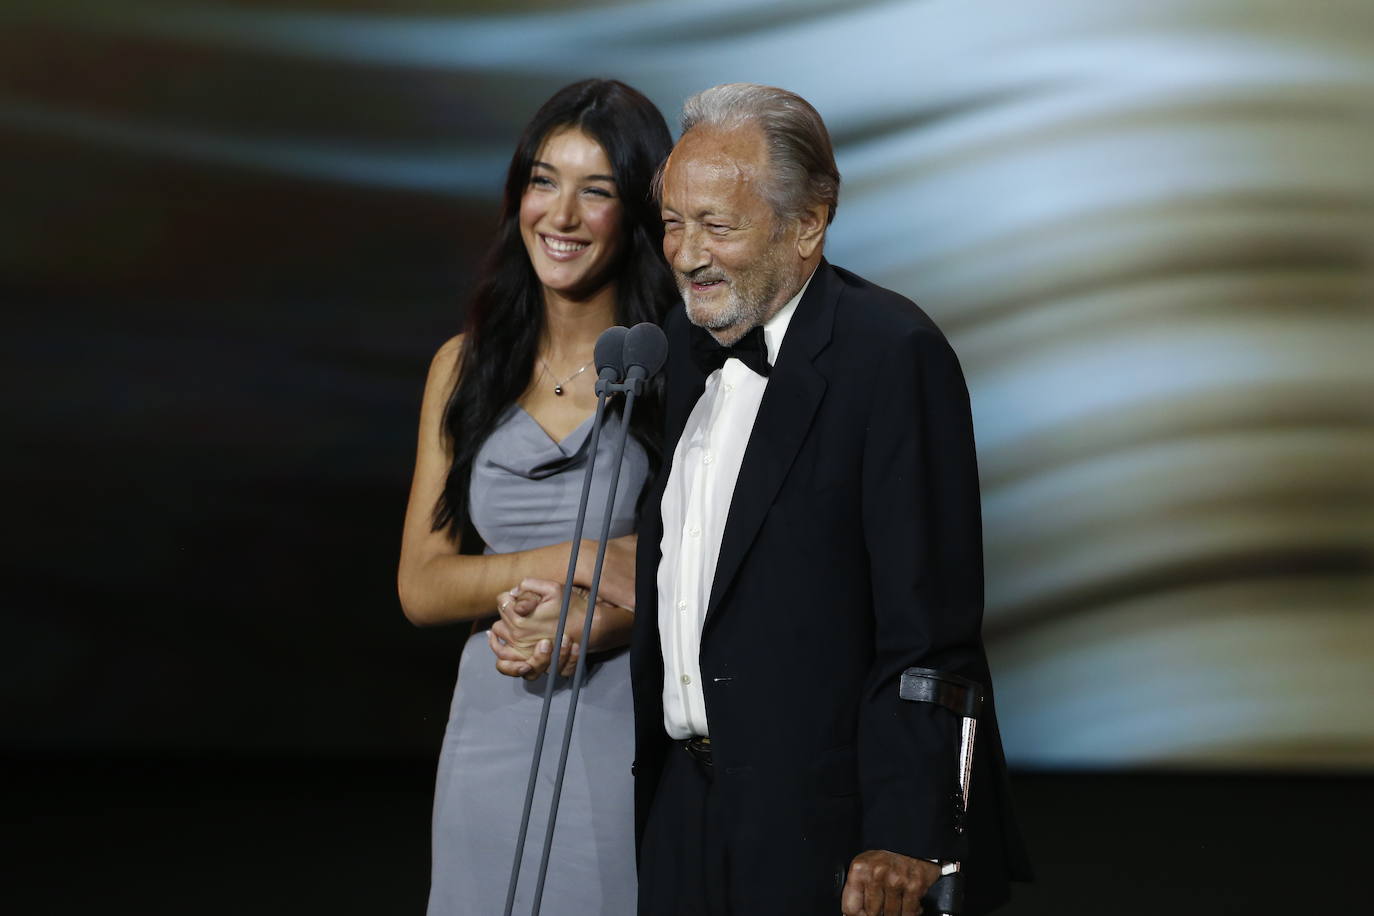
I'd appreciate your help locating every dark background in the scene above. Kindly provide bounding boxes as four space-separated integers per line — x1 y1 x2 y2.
3 2 1369 913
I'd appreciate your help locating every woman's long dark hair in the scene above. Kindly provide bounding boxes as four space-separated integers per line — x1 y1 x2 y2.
433 79 676 543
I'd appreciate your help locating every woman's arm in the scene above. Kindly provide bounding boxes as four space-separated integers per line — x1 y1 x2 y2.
397 337 636 625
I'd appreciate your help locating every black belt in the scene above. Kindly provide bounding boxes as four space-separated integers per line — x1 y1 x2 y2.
680 736 712 767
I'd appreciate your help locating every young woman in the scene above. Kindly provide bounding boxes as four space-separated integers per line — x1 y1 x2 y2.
398 80 675 915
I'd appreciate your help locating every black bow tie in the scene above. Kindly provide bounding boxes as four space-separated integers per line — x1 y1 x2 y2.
689 324 771 378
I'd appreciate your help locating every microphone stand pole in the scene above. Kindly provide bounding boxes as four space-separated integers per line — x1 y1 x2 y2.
527 368 646 916
502 362 621 916
503 322 664 916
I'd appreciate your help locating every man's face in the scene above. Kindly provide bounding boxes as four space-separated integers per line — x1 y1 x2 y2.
660 126 802 344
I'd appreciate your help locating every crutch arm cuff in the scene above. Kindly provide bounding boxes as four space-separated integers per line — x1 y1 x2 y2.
899 667 984 719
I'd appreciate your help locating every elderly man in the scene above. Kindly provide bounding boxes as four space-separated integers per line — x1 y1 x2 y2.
630 84 1031 916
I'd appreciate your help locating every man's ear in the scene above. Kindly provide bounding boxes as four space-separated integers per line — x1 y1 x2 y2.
796 202 828 259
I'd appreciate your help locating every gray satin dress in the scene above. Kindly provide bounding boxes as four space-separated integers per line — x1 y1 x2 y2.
428 404 647 916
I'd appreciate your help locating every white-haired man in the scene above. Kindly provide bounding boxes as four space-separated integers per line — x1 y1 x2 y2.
630 83 1031 915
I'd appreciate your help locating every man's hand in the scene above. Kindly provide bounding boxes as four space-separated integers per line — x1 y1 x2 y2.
487 575 634 680
841 850 941 916
488 627 577 680
488 579 578 680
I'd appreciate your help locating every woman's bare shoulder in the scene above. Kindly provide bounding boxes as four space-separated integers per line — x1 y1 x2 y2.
433 333 464 370
425 333 465 388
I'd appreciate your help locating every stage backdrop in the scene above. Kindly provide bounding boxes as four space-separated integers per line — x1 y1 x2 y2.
3 0 1371 769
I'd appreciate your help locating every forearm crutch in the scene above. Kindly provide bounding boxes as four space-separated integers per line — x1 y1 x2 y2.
899 667 984 916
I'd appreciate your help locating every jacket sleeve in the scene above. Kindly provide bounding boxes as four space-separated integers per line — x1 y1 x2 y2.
857 324 986 862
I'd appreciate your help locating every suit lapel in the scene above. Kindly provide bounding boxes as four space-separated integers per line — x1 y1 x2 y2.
704 262 839 630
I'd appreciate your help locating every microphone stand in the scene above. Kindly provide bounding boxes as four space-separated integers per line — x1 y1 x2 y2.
502 330 626 916
502 323 665 916
527 366 648 916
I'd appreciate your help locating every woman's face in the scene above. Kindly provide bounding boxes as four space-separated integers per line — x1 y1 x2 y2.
519 126 624 301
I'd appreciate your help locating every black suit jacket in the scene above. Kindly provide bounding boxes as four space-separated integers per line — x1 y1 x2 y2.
632 261 1031 914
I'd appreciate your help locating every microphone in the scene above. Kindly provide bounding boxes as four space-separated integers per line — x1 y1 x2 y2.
594 325 629 383
622 321 668 384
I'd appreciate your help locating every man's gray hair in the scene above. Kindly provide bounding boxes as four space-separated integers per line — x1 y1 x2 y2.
678 83 841 226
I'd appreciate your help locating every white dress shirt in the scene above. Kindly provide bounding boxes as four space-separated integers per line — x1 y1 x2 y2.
657 271 815 739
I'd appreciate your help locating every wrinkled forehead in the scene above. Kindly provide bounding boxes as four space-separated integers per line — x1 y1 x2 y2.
662 126 770 210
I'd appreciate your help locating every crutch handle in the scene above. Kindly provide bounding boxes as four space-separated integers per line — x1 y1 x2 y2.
924 870 963 916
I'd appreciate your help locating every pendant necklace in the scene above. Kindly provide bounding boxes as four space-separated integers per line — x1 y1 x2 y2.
539 355 595 396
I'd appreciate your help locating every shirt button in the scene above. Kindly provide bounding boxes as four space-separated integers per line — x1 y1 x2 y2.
681 674 692 685
724 382 735 392
689 526 701 538
677 600 687 611
703 452 714 465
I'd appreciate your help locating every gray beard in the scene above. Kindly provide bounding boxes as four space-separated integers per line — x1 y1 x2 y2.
678 253 797 344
